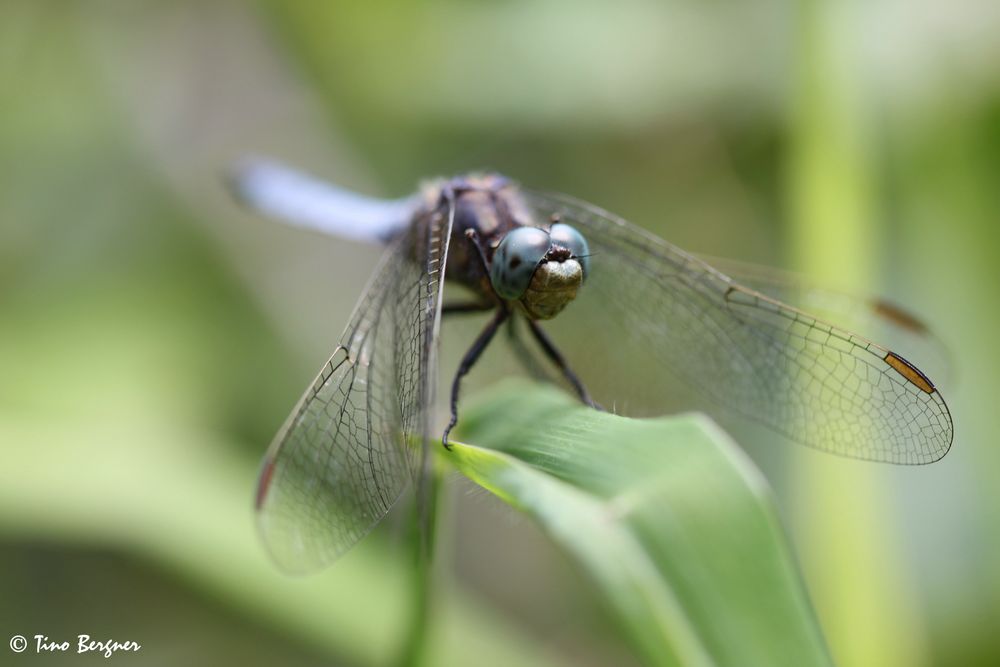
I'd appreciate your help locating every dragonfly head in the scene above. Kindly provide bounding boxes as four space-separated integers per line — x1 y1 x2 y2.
490 223 590 320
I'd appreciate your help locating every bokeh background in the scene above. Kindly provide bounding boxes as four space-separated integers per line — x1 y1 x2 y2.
2 1 999 665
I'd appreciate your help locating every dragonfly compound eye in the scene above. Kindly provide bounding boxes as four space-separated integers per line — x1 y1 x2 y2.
490 226 551 300
548 223 590 278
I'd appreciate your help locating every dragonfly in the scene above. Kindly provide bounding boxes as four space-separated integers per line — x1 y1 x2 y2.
231 160 953 573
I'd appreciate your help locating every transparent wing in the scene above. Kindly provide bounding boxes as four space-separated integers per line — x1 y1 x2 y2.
525 191 953 465
696 254 953 385
230 159 417 244
255 204 453 572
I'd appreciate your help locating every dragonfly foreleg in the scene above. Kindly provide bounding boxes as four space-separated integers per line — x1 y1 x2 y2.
526 320 602 411
464 228 493 278
442 308 508 449
438 231 500 318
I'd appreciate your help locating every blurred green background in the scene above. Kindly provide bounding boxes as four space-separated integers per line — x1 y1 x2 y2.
1 1 998 665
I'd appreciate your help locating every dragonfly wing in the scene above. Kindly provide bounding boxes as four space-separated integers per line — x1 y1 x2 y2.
255 204 453 572
525 191 953 464
230 159 418 244
696 254 953 386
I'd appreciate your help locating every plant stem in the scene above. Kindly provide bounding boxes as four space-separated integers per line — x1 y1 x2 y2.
396 458 440 667
787 2 927 665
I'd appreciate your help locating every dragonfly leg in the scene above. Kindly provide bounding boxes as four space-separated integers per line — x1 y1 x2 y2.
442 308 508 449
527 320 602 411
439 231 501 319
464 228 493 276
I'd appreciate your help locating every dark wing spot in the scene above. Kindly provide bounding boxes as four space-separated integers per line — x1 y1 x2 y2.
255 457 277 510
872 299 930 335
885 352 935 394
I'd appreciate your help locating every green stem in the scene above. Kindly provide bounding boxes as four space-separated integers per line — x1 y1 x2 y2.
787 2 927 665
397 461 441 667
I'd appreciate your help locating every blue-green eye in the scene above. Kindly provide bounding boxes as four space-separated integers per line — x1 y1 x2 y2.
549 223 590 277
490 226 550 300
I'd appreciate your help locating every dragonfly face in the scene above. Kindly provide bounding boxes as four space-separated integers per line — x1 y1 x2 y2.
491 223 590 319
232 160 954 573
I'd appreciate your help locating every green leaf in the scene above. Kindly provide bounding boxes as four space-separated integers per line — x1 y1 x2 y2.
447 380 832 667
